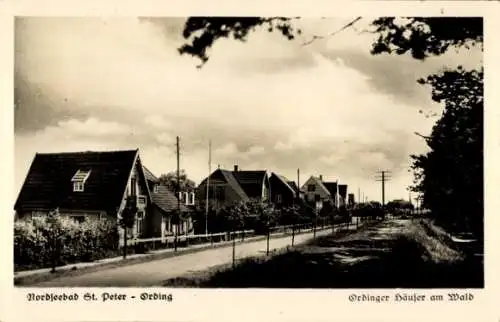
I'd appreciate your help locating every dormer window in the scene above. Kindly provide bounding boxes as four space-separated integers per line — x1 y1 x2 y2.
73 181 84 192
177 191 196 205
71 169 91 192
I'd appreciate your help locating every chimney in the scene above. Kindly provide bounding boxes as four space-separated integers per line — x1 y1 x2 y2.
319 174 323 181
234 165 239 172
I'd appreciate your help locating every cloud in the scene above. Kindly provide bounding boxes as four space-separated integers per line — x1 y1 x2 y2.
214 142 239 158
53 117 133 137
144 114 172 130
246 145 265 156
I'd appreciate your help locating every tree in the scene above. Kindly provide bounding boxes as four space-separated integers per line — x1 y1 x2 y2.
411 68 483 237
386 199 415 216
370 17 482 60
118 196 137 259
368 17 483 237
178 17 300 66
178 17 482 66
280 205 301 246
221 202 248 267
158 169 196 191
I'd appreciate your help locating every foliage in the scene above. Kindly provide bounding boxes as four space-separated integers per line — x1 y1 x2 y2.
178 17 482 66
158 169 196 192
369 17 483 237
386 199 414 216
370 17 483 60
118 196 137 229
278 204 302 226
193 200 298 234
178 17 300 65
352 202 383 218
14 213 118 271
410 68 483 237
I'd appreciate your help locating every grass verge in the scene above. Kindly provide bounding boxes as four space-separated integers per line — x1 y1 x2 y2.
162 219 483 288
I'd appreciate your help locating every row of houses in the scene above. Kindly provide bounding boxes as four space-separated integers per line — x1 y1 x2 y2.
14 149 354 243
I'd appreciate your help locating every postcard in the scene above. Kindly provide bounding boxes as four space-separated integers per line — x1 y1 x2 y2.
1 1 499 322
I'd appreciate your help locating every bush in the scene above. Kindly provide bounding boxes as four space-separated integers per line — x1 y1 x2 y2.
14 212 119 271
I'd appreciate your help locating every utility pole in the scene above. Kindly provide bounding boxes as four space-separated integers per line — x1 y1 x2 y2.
297 168 300 196
375 170 391 208
205 140 211 236
358 187 360 205
175 136 180 252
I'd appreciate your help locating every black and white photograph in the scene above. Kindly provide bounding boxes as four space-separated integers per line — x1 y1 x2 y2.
12 16 484 289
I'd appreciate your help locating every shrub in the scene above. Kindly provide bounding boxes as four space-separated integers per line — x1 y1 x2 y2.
14 212 119 271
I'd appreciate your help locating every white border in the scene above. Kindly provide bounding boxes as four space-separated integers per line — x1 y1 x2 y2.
1 1 499 322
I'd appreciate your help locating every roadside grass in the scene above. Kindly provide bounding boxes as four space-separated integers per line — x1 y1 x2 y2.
162 219 483 288
406 220 464 264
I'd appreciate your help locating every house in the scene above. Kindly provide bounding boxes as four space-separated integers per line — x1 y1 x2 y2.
14 149 154 245
348 193 355 206
197 167 250 210
197 165 272 210
322 181 339 209
142 166 195 238
269 172 298 206
338 184 348 207
231 166 270 202
301 175 334 210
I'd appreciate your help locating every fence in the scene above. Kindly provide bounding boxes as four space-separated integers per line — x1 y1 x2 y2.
126 216 379 253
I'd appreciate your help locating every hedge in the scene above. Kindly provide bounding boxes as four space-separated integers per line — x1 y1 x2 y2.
14 214 119 272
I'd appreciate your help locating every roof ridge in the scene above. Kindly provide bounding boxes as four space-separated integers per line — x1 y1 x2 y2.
36 149 139 156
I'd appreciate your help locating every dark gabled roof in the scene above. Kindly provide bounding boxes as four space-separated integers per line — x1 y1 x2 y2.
232 170 267 199
323 182 338 196
15 149 139 212
152 184 189 213
220 170 249 200
199 169 249 201
287 181 299 193
302 176 331 196
270 172 296 195
143 166 159 183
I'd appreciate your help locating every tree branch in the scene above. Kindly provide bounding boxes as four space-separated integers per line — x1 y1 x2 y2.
301 17 363 46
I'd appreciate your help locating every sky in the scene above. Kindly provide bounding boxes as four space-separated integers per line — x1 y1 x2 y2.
14 17 483 204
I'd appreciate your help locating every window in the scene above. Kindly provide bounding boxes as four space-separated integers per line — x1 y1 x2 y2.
138 195 147 204
275 194 282 204
153 184 159 193
307 184 315 192
73 181 84 192
189 192 195 205
71 169 91 192
315 194 321 202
